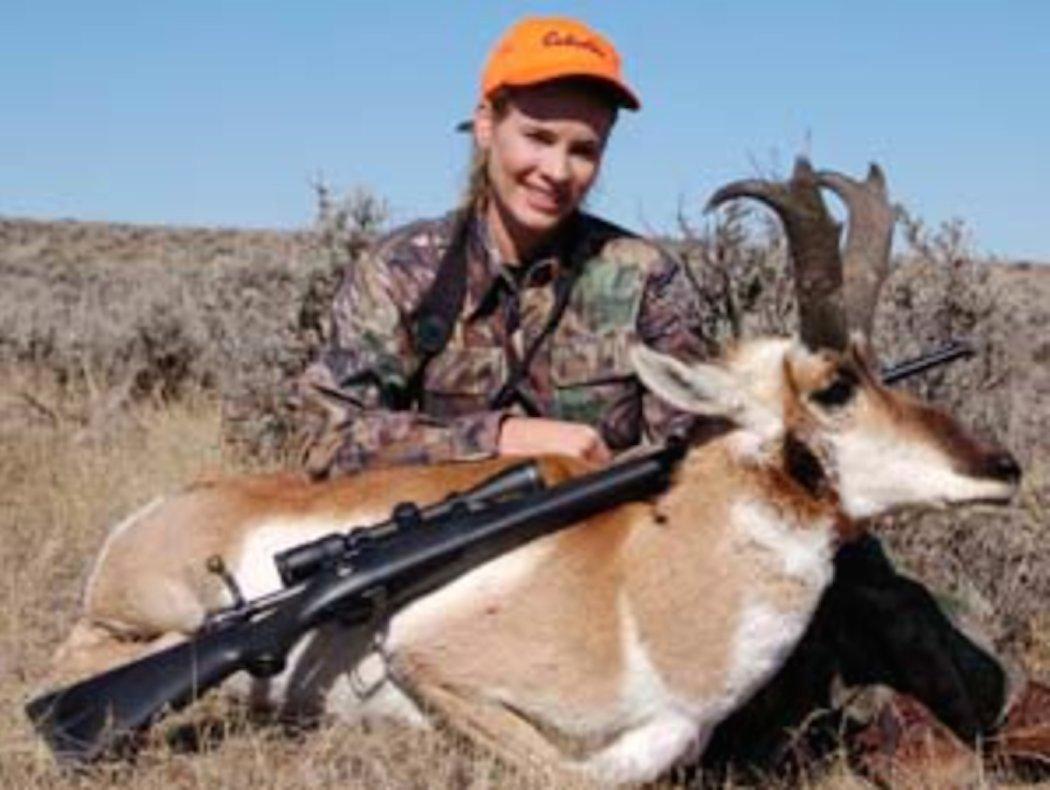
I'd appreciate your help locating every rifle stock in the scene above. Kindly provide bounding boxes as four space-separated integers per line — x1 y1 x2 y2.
26 616 275 761
25 564 375 762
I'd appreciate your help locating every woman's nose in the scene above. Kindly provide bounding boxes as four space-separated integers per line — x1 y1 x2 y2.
540 149 571 184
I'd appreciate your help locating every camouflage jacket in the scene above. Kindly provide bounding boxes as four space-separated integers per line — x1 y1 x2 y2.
295 209 708 478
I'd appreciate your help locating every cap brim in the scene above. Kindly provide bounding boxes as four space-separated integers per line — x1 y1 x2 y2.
581 77 640 111
499 72 641 111
455 73 640 133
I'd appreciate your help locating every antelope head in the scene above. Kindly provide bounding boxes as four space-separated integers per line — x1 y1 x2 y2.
634 158 1020 522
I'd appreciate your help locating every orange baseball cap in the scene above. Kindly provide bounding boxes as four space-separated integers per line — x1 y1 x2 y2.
479 16 641 111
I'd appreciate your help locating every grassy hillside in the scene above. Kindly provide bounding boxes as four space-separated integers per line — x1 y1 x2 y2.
1 213 1046 787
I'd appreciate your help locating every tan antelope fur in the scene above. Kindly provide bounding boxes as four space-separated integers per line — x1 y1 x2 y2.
51 161 1021 783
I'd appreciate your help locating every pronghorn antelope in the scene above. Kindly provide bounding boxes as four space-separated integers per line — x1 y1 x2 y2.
50 160 1020 783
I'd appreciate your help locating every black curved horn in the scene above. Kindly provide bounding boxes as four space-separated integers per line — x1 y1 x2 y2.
708 157 848 351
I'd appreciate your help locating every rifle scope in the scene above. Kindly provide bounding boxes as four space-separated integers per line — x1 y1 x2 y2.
274 460 546 586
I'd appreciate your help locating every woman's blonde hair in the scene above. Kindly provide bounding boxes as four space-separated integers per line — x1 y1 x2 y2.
460 90 511 212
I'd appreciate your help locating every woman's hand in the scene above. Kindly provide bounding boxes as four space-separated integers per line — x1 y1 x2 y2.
498 417 612 464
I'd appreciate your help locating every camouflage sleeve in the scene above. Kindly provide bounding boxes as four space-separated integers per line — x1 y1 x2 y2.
636 246 711 443
295 247 505 479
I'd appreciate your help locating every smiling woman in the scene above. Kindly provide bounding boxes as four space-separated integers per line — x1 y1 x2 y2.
295 15 708 478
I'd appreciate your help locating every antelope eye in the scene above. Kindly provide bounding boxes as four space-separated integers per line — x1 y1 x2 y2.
811 374 856 408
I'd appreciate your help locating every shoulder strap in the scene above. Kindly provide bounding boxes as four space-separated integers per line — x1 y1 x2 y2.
396 211 472 408
411 210 472 357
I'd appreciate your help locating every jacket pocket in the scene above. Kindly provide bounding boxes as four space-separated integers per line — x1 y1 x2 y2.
425 345 505 394
550 330 637 428
551 330 635 387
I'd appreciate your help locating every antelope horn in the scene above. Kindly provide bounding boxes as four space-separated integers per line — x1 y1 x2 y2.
707 157 848 351
816 163 894 339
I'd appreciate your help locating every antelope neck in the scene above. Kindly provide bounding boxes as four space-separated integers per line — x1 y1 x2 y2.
783 430 856 545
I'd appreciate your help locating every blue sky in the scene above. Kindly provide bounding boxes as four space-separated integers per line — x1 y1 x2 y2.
2 1 1048 259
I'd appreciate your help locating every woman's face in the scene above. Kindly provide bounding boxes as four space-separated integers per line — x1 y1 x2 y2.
474 81 616 247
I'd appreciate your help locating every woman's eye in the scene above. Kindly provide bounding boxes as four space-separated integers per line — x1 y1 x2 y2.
525 129 553 145
571 144 600 163
811 376 856 408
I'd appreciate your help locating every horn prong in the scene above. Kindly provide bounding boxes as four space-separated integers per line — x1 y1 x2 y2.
816 163 895 340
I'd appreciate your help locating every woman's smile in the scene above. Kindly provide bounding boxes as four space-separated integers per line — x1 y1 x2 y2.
523 183 565 215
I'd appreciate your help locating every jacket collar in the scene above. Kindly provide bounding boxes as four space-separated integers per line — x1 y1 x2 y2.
463 208 579 320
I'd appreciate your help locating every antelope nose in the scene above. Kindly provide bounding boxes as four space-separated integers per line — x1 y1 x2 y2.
987 451 1022 484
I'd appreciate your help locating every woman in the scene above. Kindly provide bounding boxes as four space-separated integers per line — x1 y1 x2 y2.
297 16 707 479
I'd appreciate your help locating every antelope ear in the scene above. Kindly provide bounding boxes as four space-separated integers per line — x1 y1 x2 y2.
631 344 747 419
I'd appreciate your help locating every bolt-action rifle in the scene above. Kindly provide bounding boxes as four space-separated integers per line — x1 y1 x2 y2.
25 441 687 765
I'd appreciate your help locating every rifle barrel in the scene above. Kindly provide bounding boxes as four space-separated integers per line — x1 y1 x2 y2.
880 340 975 385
